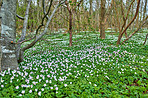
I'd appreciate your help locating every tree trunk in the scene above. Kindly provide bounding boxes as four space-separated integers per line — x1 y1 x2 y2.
69 11 73 46
143 0 147 20
16 0 65 63
0 0 2 71
89 0 93 15
100 0 106 39
1 0 18 71
122 16 148 44
136 11 139 29
16 0 32 63
143 34 148 45
0 40 1 71
116 0 140 45
0 16 1 72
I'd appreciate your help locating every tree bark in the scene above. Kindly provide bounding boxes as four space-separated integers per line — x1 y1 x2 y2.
143 0 147 20
1 0 18 71
116 0 140 45
100 0 106 39
65 0 83 46
16 0 32 63
0 0 2 71
122 16 148 44
0 19 1 71
143 34 148 45
69 11 72 46
89 0 93 15
0 17 1 72
16 0 66 63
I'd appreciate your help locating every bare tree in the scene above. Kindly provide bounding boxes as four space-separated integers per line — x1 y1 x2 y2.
116 0 140 45
16 0 66 63
65 0 83 46
0 0 66 71
16 0 32 63
100 0 106 39
122 16 148 44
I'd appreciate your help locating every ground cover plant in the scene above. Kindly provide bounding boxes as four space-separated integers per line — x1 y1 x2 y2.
0 31 148 97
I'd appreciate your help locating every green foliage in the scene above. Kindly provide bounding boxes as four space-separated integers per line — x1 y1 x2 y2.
0 32 148 97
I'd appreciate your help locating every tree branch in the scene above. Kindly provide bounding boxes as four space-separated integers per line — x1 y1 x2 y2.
119 0 136 34
73 0 83 11
65 0 71 12
16 0 32 61
122 16 148 44
143 34 148 45
125 0 135 20
22 0 66 51
17 0 54 44
42 0 53 20
16 14 24 20
17 0 32 43
117 0 140 45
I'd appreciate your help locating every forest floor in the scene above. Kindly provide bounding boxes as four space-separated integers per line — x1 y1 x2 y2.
0 31 148 97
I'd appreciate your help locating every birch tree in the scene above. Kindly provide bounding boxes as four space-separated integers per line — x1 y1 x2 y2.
0 0 66 71
0 0 18 71
0 0 2 71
